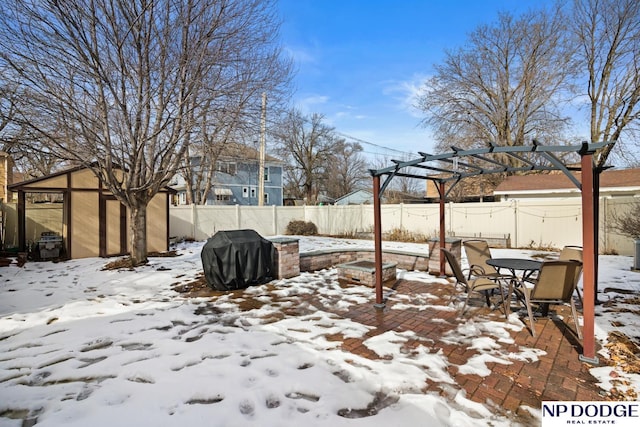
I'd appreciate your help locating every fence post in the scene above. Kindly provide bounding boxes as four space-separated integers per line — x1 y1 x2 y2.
273 205 277 235
602 197 608 253
513 200 519 248
447 202 452 236
191 204 197 240
236 204 241 229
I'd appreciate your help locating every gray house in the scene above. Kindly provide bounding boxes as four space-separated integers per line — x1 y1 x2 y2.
171 143 284 206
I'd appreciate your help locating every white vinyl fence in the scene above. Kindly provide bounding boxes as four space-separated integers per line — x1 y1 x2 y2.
169 197 638 256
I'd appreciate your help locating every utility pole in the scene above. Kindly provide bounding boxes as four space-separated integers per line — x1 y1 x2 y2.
258 92 266 206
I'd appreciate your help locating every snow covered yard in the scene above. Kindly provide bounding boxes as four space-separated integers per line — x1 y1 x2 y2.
1 237 639 426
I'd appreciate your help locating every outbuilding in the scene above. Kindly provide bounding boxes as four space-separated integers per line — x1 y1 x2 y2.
8 165 174 259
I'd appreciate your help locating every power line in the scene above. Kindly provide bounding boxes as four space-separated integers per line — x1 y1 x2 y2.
235 105 422 160
334 131 418 159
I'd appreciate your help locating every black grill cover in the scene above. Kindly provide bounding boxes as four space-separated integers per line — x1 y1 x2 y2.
201 229 275 290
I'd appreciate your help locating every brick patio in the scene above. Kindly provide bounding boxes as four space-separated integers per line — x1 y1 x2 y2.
340 281 605 418
308 279 605 423
183 273 608 425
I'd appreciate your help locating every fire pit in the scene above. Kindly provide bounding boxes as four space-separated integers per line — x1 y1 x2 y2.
336 260 397 287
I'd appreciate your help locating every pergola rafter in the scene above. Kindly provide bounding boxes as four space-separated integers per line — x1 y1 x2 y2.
369 141 615 364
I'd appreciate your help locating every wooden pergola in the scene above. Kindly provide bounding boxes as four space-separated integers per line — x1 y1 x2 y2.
369 141 615 364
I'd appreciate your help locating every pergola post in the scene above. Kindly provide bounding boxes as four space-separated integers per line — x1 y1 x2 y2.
439 181 446 276
17 190 26 252
593 170 601 303
580 153 598 364
373 175 384 308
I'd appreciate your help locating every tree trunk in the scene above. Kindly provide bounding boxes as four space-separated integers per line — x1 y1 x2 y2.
129 204 148 266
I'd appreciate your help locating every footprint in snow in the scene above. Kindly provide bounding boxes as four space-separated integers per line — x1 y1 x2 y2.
239 399 255 416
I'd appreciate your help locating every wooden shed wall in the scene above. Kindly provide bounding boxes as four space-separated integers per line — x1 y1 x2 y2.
70 191 100 259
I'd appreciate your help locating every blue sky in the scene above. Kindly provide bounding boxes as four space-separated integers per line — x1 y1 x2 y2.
277 0 555 160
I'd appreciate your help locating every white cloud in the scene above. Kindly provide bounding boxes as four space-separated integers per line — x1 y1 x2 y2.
296 94 329 113
382 73 432 118
284 45 316 64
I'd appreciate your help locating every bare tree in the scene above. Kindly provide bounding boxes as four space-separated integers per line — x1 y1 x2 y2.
0 0 291 264
417 6 575 162
609 200 640 240
274 110 338 203
324 141 368 199
571 0 640 167
1 80 63 178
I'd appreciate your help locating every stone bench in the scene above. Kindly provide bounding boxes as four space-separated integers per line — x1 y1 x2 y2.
449 233 511 248
299 247 429 272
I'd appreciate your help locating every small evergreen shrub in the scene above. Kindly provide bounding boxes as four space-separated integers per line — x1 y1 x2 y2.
285 220 318 236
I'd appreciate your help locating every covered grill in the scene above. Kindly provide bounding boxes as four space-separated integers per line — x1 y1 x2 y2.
200 229 275 291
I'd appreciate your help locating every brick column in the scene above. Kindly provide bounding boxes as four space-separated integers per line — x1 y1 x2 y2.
428 237 461 276
270 237 300 279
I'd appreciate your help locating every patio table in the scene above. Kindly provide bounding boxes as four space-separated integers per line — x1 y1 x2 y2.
486 258 542 314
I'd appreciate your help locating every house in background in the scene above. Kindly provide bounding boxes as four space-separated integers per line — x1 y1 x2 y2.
493 168 640 201
335 189 373 205
171 143 284 206
425 174 499 203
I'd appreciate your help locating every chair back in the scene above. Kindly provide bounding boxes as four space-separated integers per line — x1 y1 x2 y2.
530 260 581 302
440 248 468 286
559 246 582 262
559 245 583 285
463 239 499 275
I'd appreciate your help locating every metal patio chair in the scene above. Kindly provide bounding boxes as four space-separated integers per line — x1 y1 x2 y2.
463 239 513 281
521 259 583 338
559 245 584 305
441 248 507 318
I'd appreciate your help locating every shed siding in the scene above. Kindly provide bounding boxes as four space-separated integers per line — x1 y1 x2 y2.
71 192 100 258
71 169 100 189
29 175 67 189
106 199 122 255
146 193 168 253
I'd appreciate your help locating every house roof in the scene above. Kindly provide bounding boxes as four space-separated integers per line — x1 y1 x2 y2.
335 189 373 203
493 168 640 194
217 142 283 164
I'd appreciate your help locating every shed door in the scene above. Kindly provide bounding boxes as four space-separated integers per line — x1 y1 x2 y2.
100 196 127 257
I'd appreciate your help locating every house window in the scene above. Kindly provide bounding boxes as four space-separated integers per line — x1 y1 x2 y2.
263 193 269 204
179 192 186 205
242 187 249 198
250 187 256 198
216 161 237 175
214 188 232 202
264 167 270 182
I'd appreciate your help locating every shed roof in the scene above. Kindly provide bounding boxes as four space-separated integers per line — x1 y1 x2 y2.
8 164 177 193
